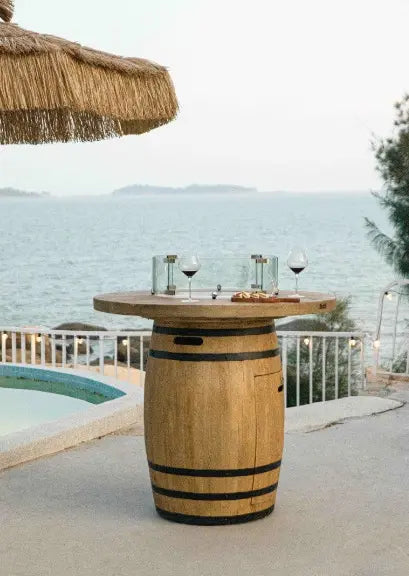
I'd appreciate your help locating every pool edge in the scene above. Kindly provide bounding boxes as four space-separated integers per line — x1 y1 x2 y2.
0 365 143 472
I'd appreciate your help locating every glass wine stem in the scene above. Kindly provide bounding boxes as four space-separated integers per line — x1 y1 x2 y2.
295 273 299 295
189 277 192 301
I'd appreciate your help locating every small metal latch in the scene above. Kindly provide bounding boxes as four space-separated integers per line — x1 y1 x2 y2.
212 284 222 299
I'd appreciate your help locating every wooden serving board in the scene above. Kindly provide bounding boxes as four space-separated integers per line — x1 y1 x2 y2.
231 296 301 304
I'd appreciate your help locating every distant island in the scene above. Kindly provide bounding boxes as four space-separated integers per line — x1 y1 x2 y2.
113 184 258 196
0 187 50 198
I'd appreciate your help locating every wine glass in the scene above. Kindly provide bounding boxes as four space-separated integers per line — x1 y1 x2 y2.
178 255 201 302
287 247 308 298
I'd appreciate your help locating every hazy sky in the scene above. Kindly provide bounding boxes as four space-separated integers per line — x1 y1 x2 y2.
1 0 408 195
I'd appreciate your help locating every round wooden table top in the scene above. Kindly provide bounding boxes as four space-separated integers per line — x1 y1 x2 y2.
94 291 336 322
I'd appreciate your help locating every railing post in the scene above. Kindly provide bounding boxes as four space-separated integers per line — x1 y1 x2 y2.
114 337 118 379
373 346 379 378
296 336 300 407
322 337 326 402
309 336 313 404
360 336 366 390
31 334 36 365
335 337 339 399
12 332 16 364
140 335 144 386
86 336 90 368
390 292 401 372
40 334 46 366
99 335 104 375
51 334 56 367
74 335 78 369
62 334 66 368
127 336 131 382
21 333 26 364
1 333 6 363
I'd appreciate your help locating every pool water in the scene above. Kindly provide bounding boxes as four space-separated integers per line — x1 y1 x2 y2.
0 375 110 437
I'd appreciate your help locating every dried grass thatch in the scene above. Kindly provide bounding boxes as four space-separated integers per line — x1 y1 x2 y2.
0 16 178 144
0 0 13 23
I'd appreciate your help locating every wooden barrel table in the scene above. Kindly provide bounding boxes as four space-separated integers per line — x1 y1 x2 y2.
94 291 336 525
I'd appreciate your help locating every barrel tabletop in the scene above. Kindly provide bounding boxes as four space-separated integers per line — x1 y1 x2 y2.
94 291 336 321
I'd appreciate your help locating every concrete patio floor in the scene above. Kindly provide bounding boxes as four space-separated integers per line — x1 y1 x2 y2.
2 392 409 576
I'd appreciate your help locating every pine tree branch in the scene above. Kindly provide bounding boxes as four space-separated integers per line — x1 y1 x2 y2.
364 219 398 262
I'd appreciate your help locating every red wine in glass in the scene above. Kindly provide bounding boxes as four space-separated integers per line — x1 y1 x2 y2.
289 266 306 275
287 248 308 297
182 270 198 278
178 256 201 302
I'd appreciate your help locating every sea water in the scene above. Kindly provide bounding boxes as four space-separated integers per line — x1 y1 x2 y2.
0 192 399 337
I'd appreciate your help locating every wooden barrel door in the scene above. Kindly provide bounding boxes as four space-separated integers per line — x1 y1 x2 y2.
144 320 284 525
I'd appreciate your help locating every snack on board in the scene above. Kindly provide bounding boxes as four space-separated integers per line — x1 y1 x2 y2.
231 291 301 303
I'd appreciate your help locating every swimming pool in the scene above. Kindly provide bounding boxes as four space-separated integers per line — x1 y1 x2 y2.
0 366 126 437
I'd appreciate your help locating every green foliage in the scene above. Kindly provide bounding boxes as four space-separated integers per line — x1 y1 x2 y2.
282 298 361 407
366 95 409 276
389 321 409 373
391 352 407 374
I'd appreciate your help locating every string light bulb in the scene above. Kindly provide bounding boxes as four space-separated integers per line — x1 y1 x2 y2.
76 337 84 345
36 334 42 343
373 339 381 349
122 339 129 347
349 337 357 348
385 292 393 301
303 337 310 346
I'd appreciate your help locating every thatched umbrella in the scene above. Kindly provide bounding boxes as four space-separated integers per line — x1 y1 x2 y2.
0 1 178 144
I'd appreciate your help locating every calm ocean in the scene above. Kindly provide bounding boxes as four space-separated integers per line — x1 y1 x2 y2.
0 192 398 335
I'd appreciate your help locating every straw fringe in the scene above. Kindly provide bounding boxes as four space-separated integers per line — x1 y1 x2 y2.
0 110 173 144
0 0 13 23
0 23 178 143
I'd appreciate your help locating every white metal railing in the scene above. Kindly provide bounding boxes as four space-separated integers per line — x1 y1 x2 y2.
279 331 366 406
373 280 409 377
0 327 150 387
0 327 367 407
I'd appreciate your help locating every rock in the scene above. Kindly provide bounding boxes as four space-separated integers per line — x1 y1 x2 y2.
65 341 93 355
117 335 151 369
3 332 62 364
5 332 42 351
52 323 107 332
117 345 140 366
90 356 114 367
116 334 151 349
5 349 63 365
277 318 328 331
52 323 106 341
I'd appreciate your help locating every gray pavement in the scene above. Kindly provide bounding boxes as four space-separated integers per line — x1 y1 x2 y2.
1 393 409 576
